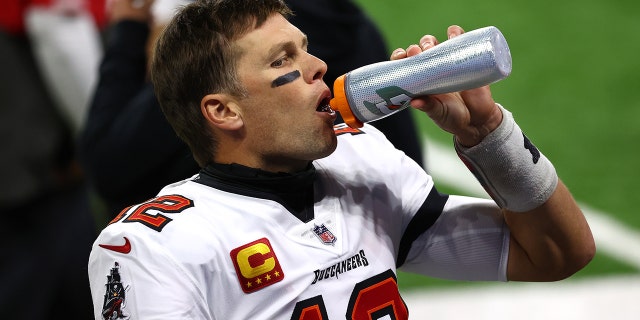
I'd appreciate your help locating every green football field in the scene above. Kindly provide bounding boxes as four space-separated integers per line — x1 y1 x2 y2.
353 0 640 289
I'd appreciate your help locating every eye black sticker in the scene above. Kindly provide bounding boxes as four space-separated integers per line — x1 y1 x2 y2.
271 70 301 88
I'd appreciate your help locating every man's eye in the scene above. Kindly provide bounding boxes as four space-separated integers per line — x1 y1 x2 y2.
271 56 290 68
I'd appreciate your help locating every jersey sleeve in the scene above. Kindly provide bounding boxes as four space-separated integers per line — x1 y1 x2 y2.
399 195 510 281
88 229 212 319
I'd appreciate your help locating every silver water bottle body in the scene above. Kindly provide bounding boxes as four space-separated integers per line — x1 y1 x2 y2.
330 26 512 128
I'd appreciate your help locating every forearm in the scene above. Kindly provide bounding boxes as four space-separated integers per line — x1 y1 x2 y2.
80 20 152 178
455 105 595 281
504 181 595 281
79 20 195 206
89 20 150 119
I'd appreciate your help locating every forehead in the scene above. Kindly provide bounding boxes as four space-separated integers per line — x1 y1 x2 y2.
234 14 305 57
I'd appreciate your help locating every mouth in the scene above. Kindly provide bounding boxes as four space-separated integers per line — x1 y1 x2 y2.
316 96 336 115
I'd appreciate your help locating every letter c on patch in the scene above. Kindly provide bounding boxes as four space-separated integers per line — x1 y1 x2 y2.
230 237 285 293
236 242 276 279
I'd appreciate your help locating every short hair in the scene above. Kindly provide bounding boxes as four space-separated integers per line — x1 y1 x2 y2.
151 0 293 167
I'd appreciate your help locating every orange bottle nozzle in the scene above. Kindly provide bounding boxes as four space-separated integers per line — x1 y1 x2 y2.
330 74 364 128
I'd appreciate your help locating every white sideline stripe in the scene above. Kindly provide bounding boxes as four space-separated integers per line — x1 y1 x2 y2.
423 138 640 270
401 275 640 319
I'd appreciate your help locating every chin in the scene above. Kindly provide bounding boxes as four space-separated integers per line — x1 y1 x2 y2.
317 137 338 159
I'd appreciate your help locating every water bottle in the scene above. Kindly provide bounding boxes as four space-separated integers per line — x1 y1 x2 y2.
330 26 512 128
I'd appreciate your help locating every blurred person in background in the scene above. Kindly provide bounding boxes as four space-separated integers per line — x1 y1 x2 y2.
80 0 424 218
0 0 104 318
80 0 197 218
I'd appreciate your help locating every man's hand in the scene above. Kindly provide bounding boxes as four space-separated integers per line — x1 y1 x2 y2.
390 25 503 147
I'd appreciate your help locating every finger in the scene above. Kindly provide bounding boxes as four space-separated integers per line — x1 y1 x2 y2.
447 25 465 39
409 96 431 111
419 35 438 51
405 44 422 57
459 85 494 109
390 48 407 61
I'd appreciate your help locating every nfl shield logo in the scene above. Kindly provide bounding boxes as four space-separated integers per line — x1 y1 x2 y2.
312 224 336 246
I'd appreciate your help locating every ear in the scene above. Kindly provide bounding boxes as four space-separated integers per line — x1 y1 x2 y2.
201 94 243 131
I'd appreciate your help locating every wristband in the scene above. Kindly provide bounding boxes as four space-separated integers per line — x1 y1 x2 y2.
455 104 558 212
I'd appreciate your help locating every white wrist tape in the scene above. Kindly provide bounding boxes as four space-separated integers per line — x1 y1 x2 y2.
455 104 558 212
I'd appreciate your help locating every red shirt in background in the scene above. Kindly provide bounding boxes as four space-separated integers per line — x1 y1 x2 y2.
0 0 107 35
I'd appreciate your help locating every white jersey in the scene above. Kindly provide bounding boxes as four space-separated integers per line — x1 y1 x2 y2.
88 123 509 320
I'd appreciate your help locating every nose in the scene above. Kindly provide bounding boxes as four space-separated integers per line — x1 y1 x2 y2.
302 52 328 83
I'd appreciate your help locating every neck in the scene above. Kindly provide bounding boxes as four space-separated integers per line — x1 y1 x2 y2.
213 152 311 174
199 162 317 222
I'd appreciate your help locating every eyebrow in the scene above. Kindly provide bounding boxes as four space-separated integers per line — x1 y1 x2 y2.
265 34 309 63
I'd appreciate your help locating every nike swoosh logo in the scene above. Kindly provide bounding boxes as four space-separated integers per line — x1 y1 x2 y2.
99 237 131 254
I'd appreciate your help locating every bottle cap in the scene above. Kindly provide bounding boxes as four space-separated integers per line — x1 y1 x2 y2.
330 74 364 128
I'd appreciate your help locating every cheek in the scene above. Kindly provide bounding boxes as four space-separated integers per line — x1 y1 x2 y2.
244 98 290 139
241 81 308 137
261 89 305 121
253 104 303 146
